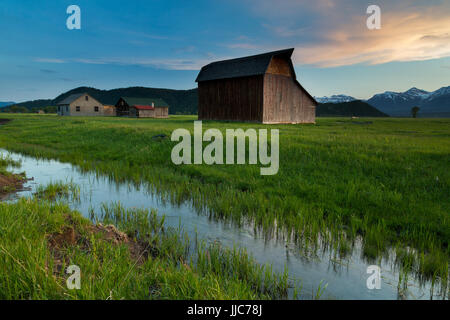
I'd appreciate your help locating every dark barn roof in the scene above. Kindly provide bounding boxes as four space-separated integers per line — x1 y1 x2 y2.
120 97 169 107
196 48 295 82
57 93 87 105
196 48 317 105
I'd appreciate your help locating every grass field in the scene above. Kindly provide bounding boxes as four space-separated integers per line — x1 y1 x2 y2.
0 114 448 286
0 182 290 299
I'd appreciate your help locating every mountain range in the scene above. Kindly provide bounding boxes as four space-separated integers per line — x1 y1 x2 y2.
316 86 450 117
367 87 450 116
0 101 15 108
315 95 356 104
3 85 449 117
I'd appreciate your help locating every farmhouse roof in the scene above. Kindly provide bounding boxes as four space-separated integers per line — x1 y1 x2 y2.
134 105 154 110
195 48 295 82
121 97 169 107
57 93 86 105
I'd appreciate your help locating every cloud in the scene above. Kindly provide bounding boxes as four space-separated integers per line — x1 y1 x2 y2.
292 8 450 67
120 58 211 70
420 33 450 41
235 35 251 41
40 69 57 74
72 57 212 70
226 43 261 49
263 24 311 38
34 56 214 70
246 0 338 18
241 0 450 67
35 58 66 64
173 46 196 54
224 35 263 50
128 31 171 40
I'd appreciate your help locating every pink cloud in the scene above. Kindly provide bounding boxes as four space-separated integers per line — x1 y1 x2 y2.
292 7 450 67
242 0 450 67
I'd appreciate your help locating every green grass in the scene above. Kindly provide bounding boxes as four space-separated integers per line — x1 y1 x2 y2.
0 183 290 299
0 114 448 286
0 153 21 169
0 152 25 193
0 153 21 175
35 180 80 201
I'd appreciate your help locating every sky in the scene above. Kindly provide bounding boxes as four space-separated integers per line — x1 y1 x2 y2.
1 0 450 102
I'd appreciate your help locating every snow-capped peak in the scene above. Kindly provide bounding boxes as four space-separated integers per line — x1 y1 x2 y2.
405 87 428 95
317 86 450 107
404 87 430 98
426 86 450 100
314 94 356 104
371 87 433 101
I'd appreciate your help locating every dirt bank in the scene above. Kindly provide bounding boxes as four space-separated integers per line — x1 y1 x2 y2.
0 172 26 196
47 214 154 274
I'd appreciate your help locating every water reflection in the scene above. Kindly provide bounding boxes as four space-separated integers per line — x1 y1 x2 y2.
2 149 446 300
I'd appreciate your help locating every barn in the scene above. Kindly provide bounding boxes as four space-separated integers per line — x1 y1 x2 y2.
196 48 317 124
115 97 169 118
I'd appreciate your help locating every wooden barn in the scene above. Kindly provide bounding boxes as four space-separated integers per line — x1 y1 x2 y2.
196 48 317 124
115 97 169 118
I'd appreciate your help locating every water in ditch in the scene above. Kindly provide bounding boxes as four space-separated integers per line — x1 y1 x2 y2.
2 149 446 300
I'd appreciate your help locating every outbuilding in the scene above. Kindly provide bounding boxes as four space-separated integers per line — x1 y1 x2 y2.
196 48 317 124
115 97 169 118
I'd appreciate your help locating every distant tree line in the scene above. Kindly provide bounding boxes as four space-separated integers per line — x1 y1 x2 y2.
316 100 389 117
1 105 57 114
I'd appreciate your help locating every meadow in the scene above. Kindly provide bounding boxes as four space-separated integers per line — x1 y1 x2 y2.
0 182 289 299
0 114 448 287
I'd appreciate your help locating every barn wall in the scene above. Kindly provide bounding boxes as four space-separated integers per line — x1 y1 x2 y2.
137 109 155 118
116 99 130 116
103 106 116 116
68 95 104 116
131 107 169 118
154 107 169 118
129 107 138 117
262 74 316 124
57 105 70 116
198 75 264 122
266 57 291 77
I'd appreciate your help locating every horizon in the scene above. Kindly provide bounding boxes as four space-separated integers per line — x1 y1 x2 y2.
1 1 450 101
4 83 450 105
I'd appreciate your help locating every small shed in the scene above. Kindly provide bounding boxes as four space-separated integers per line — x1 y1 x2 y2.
115 97 169 118
196 48 317 124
